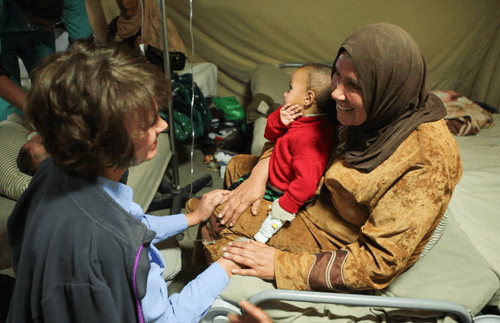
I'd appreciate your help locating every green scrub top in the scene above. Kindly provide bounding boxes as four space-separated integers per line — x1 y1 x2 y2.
0 0 92 121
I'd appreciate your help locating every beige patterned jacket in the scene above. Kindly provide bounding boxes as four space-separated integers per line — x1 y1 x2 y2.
204 119 462 292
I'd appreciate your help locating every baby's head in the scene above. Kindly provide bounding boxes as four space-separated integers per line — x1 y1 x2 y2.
17 131 50 176
284 64 335 114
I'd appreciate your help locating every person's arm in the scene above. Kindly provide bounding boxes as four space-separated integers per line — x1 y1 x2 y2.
228 300 273 323
139 189 229 243
85 0 108 42
142 255 239 323
0 75 26 111
218 157 270 227
128 187 238 322
1 38 27 112
62 0 93 42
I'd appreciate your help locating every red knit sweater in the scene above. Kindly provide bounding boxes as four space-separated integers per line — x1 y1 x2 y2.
265 107 335 213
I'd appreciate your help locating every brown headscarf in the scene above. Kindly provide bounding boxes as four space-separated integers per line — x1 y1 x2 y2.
333 23 446 172
115 0 185 53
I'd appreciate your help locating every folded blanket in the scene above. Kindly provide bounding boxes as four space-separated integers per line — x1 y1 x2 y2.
432 90 496 136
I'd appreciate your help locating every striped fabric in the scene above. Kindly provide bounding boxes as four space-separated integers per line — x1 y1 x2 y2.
0 119 32 200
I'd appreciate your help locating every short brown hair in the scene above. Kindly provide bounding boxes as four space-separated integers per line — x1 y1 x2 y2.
25 40 171 178
17 146 38 176
299 64 335 113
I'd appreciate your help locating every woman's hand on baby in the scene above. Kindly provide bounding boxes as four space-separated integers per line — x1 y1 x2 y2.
228 300 273 323
186 189 230 226
218 158 270 227
222 240 276 280
217 179 264 226
280 103 303 126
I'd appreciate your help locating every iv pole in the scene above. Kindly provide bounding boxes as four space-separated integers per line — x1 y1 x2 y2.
159 0 180 189
147 0 212 215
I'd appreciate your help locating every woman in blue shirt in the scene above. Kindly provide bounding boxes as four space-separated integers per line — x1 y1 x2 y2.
7 39 238 323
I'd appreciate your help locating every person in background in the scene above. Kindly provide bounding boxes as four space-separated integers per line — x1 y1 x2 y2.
7 39 238 323
16 131 49 176
0 0 92 120
107 0 185 55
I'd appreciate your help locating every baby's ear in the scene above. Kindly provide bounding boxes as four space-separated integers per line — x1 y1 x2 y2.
305 90 316 106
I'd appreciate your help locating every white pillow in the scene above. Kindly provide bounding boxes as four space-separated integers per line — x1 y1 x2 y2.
0 119 32 200
250 65 291 103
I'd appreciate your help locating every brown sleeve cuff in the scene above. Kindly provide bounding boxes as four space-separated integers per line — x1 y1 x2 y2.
258 143 275 160
307 249 351 292
274 249 315 291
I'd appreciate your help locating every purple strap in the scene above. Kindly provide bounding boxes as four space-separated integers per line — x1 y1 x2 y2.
133 245 145 323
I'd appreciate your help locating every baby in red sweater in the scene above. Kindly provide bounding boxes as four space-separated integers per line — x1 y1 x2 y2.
254 64 336 243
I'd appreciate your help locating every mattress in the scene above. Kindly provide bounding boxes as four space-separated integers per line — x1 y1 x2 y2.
446 114 500 276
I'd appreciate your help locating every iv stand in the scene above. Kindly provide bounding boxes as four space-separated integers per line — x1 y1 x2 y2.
159 0 180 189
147 0 212 215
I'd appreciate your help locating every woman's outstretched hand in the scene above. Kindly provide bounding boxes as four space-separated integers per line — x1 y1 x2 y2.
186 189 230 226
222 240 276 280
217 158 270 227
228 300 273 323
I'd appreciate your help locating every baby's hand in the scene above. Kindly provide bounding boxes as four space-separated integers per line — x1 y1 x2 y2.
280 104 303 126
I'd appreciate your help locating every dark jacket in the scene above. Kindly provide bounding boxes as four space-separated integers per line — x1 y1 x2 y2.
0 59 8 78
7 158 154 322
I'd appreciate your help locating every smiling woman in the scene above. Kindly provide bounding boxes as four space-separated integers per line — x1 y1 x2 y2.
331 52 366 126
197 24 463 321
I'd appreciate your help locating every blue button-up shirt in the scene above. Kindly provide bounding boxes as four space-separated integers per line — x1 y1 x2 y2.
98 177 229 323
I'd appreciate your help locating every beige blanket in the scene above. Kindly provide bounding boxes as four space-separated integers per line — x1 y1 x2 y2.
433 90 496 136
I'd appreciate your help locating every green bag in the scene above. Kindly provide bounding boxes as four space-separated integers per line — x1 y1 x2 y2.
212 96 246 131
213 96 245 121
165 73 212 141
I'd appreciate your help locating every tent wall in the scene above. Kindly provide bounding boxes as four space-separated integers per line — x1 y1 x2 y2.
88 0 500 109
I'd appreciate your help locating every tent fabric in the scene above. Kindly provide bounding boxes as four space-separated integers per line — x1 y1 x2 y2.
89 0 500 110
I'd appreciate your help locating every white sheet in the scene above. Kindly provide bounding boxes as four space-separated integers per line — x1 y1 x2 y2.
178 62 218 98
447 114 500 276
